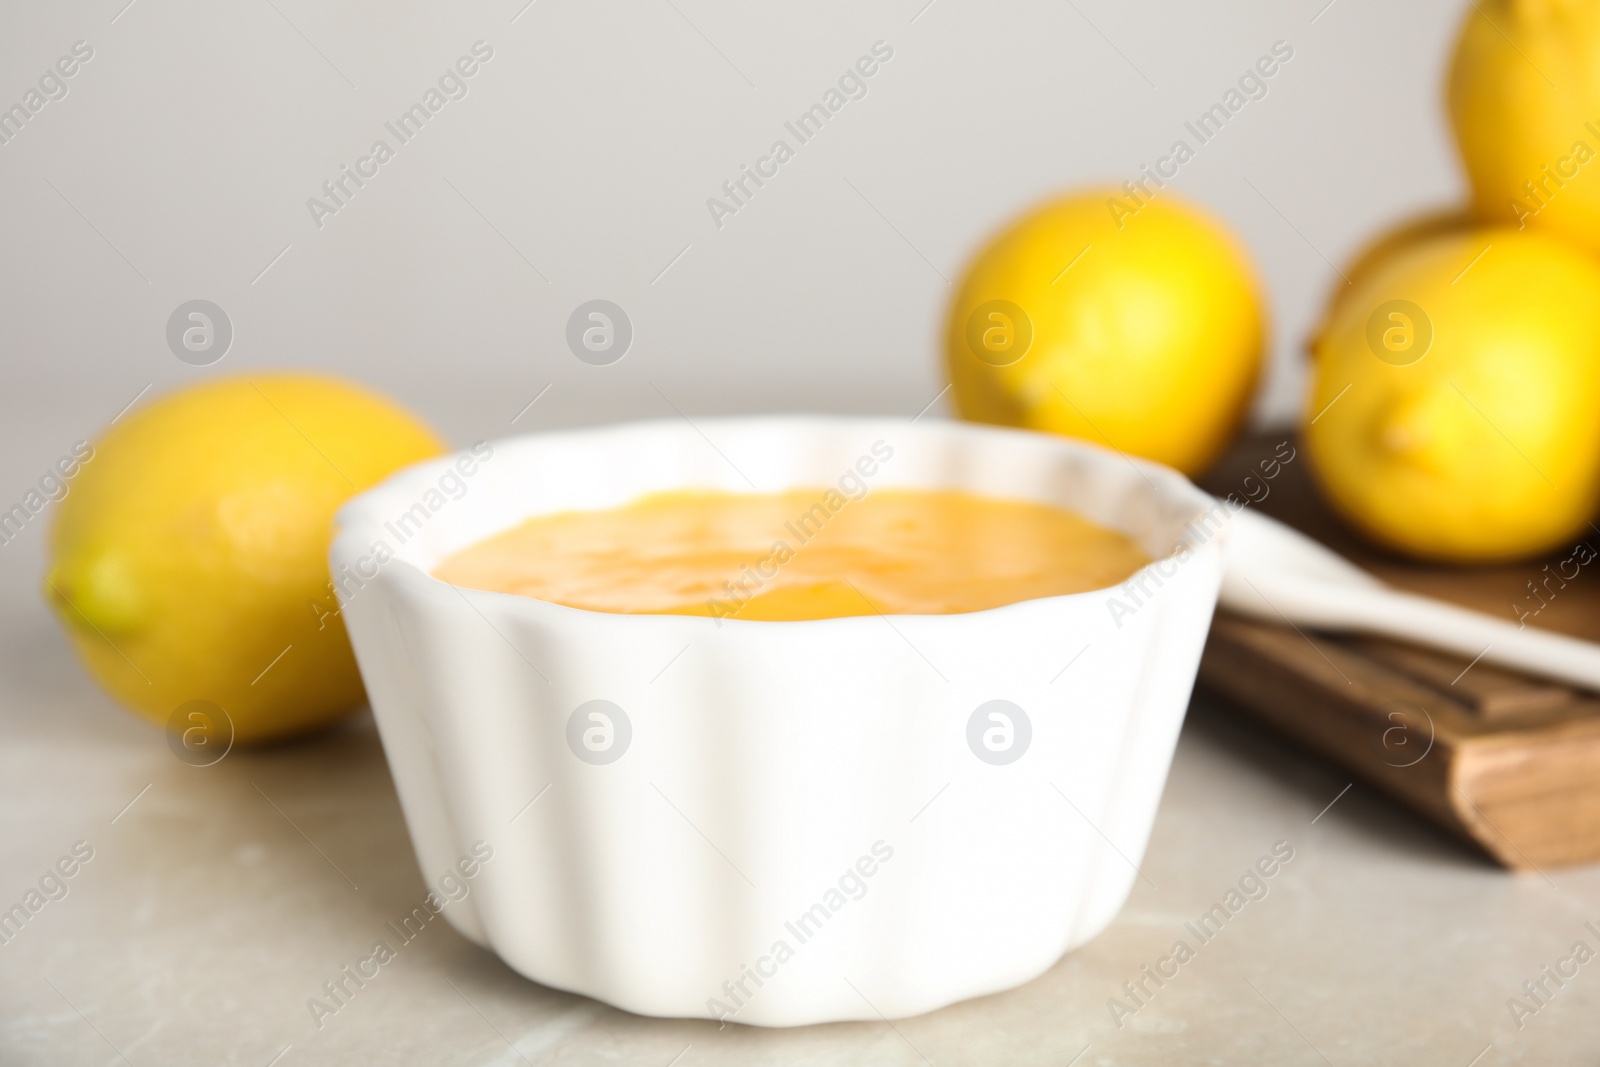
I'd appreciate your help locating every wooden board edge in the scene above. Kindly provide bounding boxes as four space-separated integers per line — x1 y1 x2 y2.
1198 616 1488 862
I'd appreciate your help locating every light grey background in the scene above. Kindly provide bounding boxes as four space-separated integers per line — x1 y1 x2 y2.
0 0 1463 450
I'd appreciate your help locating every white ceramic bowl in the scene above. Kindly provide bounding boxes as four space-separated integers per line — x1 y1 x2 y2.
331 416 1226 1027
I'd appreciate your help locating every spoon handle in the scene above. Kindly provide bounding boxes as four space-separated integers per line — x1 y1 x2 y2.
1323 584 1600 692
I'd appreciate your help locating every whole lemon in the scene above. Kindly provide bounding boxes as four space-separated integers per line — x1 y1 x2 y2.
46 374 444 744
945 189 1265 476
1448 0 1600 250
1306 227 1600 562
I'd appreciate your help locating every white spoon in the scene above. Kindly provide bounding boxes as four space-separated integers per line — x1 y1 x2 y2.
1218 505 1600 692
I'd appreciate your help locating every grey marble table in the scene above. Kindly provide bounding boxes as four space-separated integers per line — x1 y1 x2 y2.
6 616 1600 1066
4 388 1598 1066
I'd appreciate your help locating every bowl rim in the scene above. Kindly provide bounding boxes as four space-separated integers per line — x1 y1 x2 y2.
331 414 1229 629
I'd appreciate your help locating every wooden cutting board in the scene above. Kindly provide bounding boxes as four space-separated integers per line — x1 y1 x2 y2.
1195 435 1600 870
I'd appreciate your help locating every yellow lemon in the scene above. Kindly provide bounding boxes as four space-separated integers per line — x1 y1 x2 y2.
46 374 444 744
945 189 1265 476
1448 0 1600 250
1306 226 1600 562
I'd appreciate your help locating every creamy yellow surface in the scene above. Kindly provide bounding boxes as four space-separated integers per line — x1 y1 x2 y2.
433 488 1150 620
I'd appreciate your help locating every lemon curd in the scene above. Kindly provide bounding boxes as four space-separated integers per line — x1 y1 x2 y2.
432 487 1150 621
